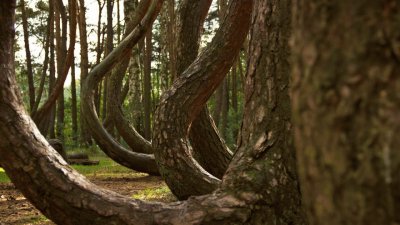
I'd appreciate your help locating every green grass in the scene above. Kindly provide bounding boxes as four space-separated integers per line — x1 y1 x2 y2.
0 167 8 183
0 156 143 183
132 186 176 202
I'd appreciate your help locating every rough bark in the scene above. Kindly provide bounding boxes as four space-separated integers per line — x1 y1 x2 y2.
0 1 308 224
175 0 232 179
153 0 252 199
81 0 164 175
291 1 400 224
20 0 35 111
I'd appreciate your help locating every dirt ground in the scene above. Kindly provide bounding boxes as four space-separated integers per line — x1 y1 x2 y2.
0 174 175 225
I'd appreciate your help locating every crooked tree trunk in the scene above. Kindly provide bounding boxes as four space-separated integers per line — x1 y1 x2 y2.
80 0 164 175
0 1 308 224
291 1 400 224
106 0 153 154
175 0 232 180
152 0 252 199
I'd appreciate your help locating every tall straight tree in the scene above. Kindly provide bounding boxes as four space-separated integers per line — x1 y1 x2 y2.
143 27 153 140
70 57 78 145
292 0 400 224
20 0 35 111
77 0 92 145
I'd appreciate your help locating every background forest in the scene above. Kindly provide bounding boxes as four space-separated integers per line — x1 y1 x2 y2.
1 0 399 224
14 0 244 149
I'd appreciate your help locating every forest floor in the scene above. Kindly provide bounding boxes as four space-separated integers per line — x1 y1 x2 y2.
0 156 176 225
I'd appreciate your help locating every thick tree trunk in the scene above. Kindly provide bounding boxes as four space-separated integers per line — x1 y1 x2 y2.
291 1 400 225
20 0 35 111
153 0 252 199
0 1 308 224
80 0 164 175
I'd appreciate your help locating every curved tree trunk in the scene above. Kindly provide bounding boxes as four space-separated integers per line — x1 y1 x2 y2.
152 0 252 200
80 0 163 175
291 1 400 224
0 1 308 224
175 0 232 180
105 0 153 154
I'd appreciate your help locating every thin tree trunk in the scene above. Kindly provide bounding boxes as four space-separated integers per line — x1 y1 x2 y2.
292 1 400 224
48 4 56 139
212 0 228 126
219 78 229 139
117 0 121 43
166 0 176 80
20 0 35 111
32 3 53 114
55 0 67 142
143 28 153 140
71 57 78 145
78 0 92 146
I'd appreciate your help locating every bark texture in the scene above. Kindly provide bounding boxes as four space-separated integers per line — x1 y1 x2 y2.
0 0 307 224
153 0 252 199
291 1 400 225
